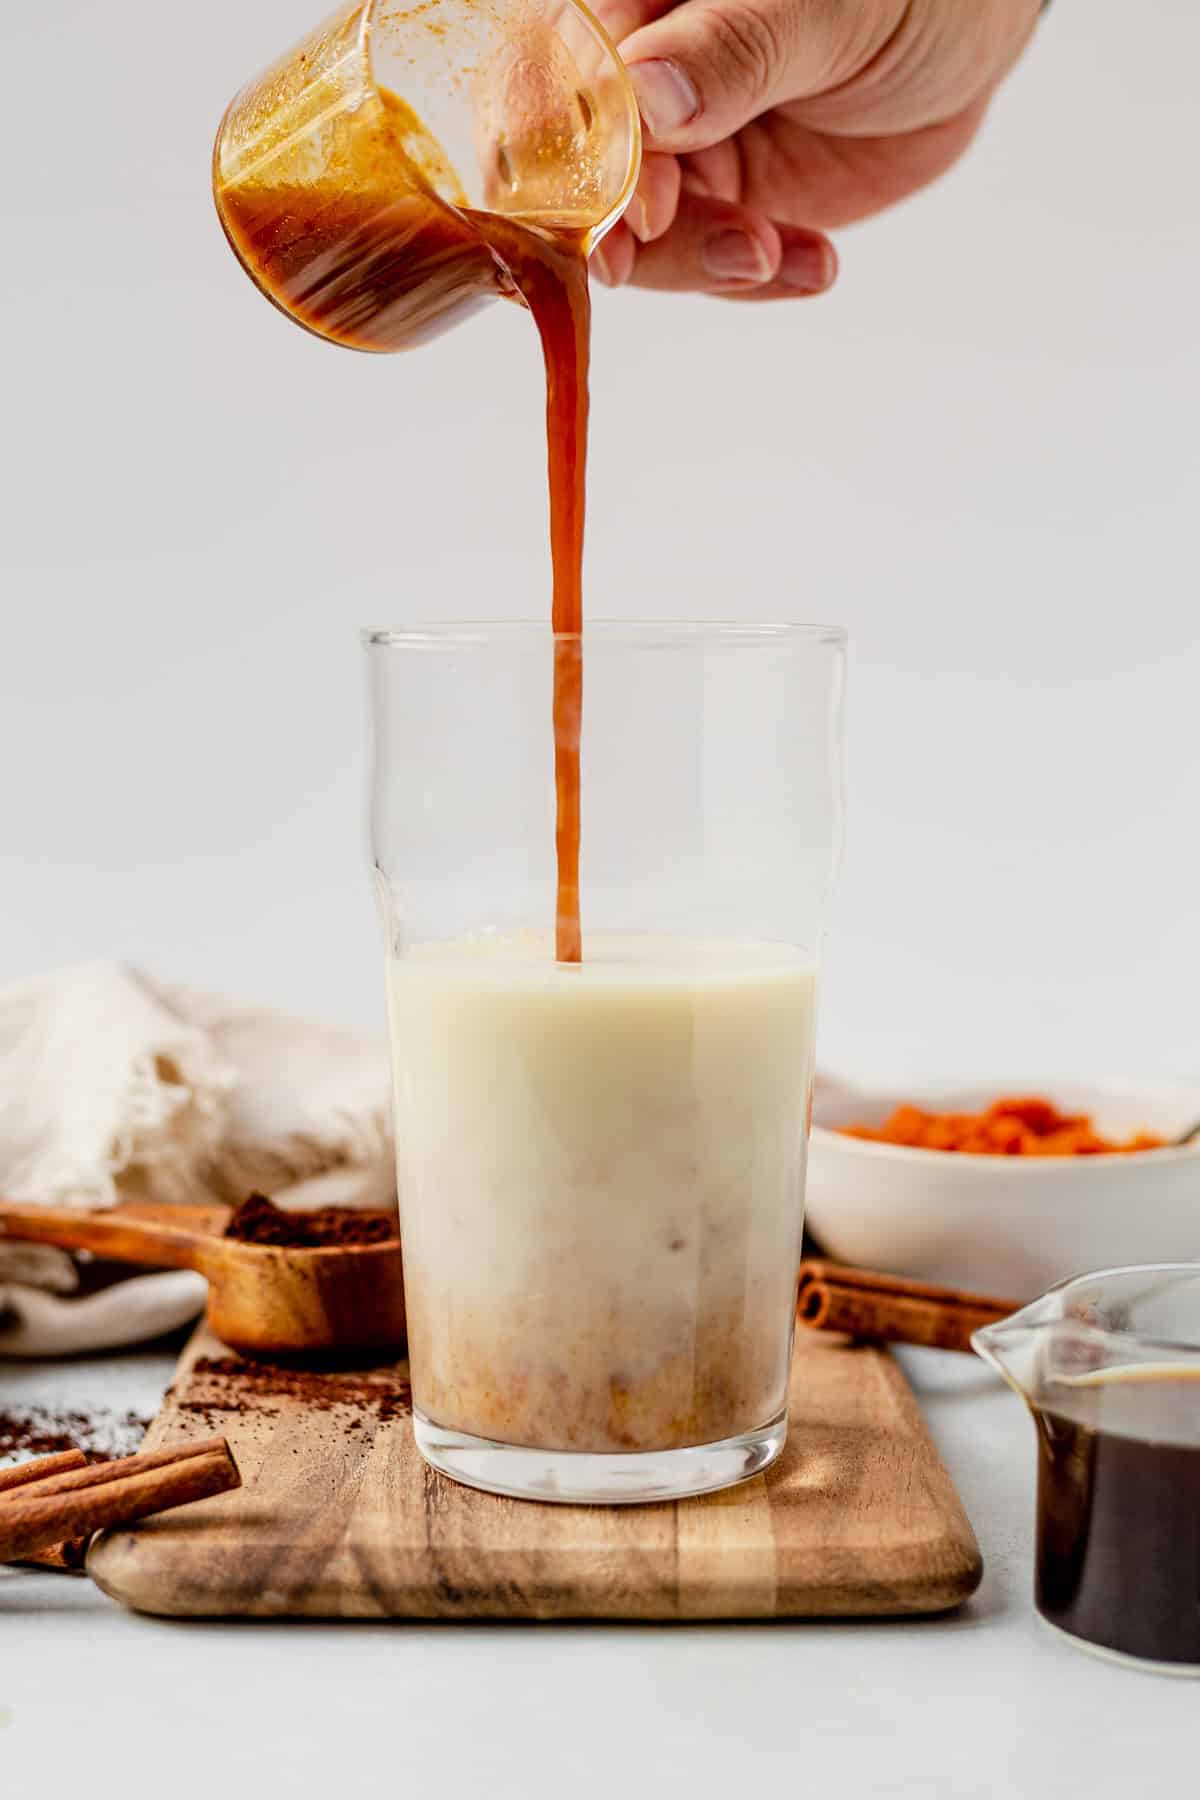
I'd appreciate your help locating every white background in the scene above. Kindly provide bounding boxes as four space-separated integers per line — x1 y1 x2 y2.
3 0 1197 1082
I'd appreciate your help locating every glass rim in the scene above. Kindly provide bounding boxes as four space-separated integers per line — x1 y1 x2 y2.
362 620 847 650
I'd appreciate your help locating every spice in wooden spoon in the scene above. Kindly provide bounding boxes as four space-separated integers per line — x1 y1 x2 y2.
0 1194 405 1358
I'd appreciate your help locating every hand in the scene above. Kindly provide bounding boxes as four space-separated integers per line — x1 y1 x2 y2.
593 0 1042 298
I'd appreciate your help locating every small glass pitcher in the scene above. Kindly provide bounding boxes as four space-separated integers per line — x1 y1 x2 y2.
974 1264 1200 1674
213 0 640 350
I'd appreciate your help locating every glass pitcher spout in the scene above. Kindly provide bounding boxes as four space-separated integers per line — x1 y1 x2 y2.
973 1262 1200 1409
971 1291 1061 1403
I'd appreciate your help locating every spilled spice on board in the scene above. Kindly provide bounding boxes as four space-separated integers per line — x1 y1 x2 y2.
0 1406 149 1464
177 1355 411 1434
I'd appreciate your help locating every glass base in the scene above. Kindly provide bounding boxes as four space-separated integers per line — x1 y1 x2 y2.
1037 1612 1200 1678
413 1408 787 1505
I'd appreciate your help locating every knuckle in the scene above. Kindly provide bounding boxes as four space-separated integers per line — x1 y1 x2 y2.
699 1 787 106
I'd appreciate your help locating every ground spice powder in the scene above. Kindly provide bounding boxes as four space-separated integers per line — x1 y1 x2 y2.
224 1193 399 1248
177 1356 411 1432
0 1406 148 1463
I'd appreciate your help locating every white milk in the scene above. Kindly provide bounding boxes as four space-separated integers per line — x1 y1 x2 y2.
388 932 817 1453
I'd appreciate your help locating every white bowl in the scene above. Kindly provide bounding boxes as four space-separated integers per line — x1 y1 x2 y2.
806 1076 1200 1300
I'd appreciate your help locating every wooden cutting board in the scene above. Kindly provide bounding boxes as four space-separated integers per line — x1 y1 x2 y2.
87 1324 981 1620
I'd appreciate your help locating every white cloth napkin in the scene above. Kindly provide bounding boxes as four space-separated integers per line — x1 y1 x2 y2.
0 962 395 1356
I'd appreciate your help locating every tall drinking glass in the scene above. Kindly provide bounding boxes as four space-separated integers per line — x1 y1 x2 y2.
366 622 846 1503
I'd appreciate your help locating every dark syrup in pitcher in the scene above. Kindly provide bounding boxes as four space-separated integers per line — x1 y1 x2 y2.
1036 1367 1200 1665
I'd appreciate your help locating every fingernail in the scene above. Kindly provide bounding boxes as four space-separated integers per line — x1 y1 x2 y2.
627 193 651 242
702 229 772 285
628 60 700 137
780 242 835 292
592 242 616 286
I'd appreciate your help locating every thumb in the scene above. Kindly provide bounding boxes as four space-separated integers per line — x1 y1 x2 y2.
619 0 866 152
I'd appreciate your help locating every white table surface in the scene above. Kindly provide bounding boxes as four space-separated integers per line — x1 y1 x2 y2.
2 1340 1196 1798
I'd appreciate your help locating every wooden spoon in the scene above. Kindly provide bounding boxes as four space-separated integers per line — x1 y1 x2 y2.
0 1199 405 1359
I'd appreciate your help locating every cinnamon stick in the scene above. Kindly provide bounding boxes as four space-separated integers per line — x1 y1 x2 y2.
0 1448 88 1495
4 1436 228 1501
0 1437 240 1565
1 1450 91 1568
11 1537 89 1572
796 1260 1014 1353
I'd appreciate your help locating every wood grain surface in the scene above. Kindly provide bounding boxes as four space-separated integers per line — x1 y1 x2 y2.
87 1324 982 1620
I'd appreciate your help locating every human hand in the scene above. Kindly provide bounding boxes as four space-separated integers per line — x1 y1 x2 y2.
593 0 1042 297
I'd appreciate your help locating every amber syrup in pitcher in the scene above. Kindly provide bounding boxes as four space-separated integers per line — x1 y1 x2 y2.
217 88 590 961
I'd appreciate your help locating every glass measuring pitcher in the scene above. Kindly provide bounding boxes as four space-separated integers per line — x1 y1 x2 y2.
212 0 641 350
974 1265 1200 1673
